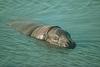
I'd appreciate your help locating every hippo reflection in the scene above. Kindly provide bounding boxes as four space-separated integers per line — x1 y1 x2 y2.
9 20 76 49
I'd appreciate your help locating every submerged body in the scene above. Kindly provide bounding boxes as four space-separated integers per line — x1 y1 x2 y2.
9 20 76 48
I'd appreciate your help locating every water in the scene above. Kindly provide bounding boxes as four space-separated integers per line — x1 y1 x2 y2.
0 0 100 67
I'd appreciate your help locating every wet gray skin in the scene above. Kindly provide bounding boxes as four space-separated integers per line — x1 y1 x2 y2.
9 21 76 48
46 27 76 48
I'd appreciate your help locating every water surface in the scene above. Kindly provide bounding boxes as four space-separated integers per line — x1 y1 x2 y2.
0 0 100 67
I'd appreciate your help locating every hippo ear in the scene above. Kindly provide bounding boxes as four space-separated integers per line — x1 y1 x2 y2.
64 31 71 37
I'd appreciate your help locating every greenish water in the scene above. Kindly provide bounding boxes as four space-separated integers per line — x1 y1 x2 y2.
0 0 100 67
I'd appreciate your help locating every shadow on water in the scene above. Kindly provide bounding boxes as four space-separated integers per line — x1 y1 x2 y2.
30 37 74 54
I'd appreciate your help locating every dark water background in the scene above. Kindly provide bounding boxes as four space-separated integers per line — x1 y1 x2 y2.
0 0 100 67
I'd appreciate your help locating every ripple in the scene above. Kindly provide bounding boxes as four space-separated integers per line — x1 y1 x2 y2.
0 0 100 67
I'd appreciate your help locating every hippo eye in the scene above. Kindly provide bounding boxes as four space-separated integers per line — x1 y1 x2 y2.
54 36 59 40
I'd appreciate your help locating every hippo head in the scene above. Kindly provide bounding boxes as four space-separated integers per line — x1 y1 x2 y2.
46 26 76 48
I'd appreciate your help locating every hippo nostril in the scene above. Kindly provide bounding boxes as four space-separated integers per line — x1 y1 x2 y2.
67 41 76 49
67 42 70 46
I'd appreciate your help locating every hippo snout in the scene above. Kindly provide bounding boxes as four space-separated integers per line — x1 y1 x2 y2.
67 41 76 49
